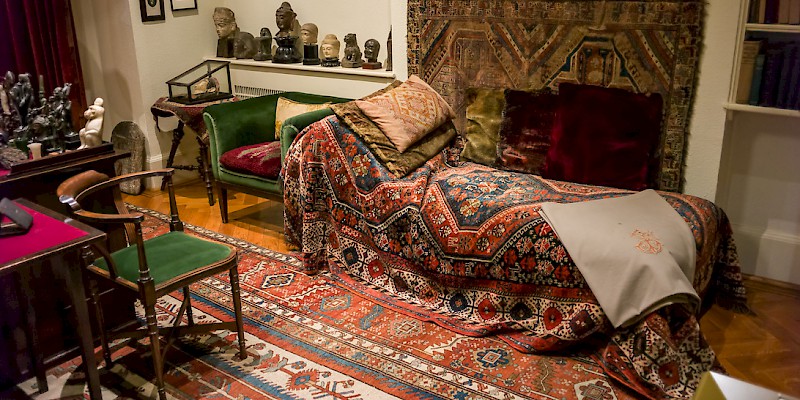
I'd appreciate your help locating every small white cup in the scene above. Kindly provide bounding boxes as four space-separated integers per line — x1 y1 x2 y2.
27 143 42 159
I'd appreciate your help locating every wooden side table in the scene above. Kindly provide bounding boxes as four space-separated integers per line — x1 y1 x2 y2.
151 96 238 206
0 199 106 399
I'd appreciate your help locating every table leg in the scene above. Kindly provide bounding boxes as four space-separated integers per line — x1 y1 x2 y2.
54 252 102 400
16 268 48 394
161 121 185 191
196 134 215 206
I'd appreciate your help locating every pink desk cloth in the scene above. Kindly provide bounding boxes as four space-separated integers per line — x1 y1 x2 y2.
0 203 88 264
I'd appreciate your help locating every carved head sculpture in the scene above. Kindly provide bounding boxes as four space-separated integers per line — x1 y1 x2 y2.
301 23 318 45
364 39 380 62
321 34 340 59
213 7 237 39
260 27 272 38
275 2 296 36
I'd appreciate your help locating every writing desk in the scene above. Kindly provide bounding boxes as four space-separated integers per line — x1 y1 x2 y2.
0 199 104 399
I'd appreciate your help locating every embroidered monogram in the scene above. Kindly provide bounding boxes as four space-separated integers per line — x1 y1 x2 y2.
631 229 663 254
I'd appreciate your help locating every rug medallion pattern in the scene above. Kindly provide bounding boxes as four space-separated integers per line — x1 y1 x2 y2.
406 0 705 192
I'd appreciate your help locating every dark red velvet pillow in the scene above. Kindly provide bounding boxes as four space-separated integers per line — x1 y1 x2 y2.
495 88 559 174
541 83 663 190
219 141 282 179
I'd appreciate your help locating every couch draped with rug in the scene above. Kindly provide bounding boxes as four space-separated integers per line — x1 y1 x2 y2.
279 76 748 399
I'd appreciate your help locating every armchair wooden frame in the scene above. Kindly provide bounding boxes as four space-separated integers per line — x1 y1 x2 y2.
57 168 246 400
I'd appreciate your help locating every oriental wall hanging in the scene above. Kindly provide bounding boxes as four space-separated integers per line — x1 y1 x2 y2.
407 0 706 192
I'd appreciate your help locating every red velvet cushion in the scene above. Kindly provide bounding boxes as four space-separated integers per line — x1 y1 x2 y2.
219 141 282 179
495 88 559 174
541 83 663 190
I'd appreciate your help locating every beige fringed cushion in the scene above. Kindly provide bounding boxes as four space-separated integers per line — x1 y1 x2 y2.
275 97 331 133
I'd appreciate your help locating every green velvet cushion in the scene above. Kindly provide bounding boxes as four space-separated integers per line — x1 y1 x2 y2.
93 231 232 285
461 87 506 166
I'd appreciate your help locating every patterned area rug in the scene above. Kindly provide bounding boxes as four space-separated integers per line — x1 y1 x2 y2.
11 206 645 399
406 0 705 192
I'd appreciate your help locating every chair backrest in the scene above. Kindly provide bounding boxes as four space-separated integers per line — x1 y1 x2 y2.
57 168 182 280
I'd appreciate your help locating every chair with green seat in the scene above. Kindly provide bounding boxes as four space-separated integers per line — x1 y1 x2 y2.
56 168 246 400
203 92 350 222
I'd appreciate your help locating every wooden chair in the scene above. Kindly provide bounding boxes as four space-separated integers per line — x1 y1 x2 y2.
57 168 246 400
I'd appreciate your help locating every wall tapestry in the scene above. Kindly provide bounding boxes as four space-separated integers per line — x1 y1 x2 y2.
407 0 705 192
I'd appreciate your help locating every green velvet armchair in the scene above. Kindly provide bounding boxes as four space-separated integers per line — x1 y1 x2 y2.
203 92 349 222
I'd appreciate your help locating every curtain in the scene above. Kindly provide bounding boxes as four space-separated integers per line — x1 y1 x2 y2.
0 0 88 126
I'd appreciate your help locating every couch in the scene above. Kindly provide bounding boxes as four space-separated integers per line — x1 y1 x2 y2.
203 92 349 222
280 79 750 399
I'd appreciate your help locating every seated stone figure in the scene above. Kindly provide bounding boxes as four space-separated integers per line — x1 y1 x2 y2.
320 34 341 67
362 38 382 70
341 33 363 68
78 98 105 149
254 27 273 61
213 7 256 59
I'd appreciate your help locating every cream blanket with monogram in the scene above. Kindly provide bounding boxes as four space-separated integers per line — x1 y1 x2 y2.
539 189 700 328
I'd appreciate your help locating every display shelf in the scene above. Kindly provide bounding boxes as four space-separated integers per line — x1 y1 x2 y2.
745 23 800 33
205 56 396 79
724 102 800 118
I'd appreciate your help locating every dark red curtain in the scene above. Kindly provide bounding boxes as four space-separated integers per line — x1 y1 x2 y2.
0 0 88 125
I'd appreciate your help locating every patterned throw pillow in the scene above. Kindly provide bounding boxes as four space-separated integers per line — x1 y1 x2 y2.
541 83 663 191
495 88 559 174
355 75 455 152
219 141 282 179
461 87 505 166
275 97 331 134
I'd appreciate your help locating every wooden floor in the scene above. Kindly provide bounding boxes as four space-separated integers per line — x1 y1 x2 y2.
125 180 800 398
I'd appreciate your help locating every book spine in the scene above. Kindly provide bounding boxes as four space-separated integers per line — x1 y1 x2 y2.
737 41 763 104
749 54 766 105
749 0 762 22
776 44 798 108
779 0 791 23
790 0 800 24
759 0 769 23
781 44 800 110
758 44 785 107
765 0 780 23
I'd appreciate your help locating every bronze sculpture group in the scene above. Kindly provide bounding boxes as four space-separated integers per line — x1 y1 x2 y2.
0 71 81 161
212 2 388 70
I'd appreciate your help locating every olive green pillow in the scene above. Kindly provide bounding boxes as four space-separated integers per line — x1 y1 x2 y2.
460 87 506 166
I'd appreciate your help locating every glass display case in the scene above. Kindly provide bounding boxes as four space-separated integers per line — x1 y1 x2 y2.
166 60 233 104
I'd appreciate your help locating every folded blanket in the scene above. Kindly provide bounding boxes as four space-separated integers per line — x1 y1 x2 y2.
539 189 699 328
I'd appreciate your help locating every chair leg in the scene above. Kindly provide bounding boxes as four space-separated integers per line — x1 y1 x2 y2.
89 278 113 367
229 266 247 360
143 300 167 400
183 286 194 326
219 186 229 223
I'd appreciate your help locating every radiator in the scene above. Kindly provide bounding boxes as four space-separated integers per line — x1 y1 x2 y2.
233 85 285 99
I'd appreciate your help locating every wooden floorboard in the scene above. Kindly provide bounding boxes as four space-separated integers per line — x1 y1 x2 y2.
125 181 800 398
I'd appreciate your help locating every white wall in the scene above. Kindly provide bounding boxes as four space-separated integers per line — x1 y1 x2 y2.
71 0 798 285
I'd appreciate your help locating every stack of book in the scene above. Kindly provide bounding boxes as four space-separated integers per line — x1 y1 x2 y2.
748 0 800 24
736 40 800 109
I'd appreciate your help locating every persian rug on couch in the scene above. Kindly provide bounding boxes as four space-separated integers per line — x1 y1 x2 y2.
9 205 652 400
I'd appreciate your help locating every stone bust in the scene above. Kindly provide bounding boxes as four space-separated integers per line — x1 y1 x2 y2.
320 34 341 67
275 2 297 38
362 38 382 69
301 23 318 45
213 7 256 59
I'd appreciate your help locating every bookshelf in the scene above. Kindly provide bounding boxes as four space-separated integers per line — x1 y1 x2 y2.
726 0 800 118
